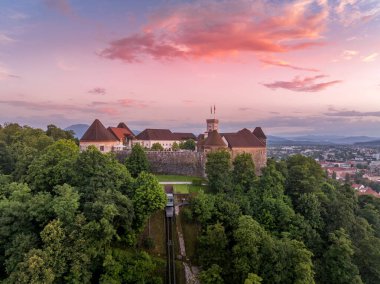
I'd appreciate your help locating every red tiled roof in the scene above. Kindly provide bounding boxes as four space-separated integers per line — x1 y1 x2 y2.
108 127 134 141
136 129 175 140
117 122 134 134
358 187 380 198
80 119 118 142
222 128 264 148
204 130 226 147
253 127 266 140
172 132 197 140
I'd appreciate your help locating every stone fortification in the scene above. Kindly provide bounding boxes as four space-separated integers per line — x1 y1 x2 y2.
116 151 206 177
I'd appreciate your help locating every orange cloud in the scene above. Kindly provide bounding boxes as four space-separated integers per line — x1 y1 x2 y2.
100 0 328 62
262 75 342 92
260 57 319 72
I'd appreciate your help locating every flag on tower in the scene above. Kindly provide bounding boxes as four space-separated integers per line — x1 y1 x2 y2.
214 105 216 114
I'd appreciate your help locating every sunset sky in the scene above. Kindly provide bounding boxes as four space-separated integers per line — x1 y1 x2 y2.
0 0 380 136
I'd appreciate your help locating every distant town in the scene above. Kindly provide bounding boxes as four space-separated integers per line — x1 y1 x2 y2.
269 144 380 198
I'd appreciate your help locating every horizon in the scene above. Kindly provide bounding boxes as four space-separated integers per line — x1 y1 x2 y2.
1 0 380 136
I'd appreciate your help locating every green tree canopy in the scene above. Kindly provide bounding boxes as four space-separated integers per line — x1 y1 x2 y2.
132 172 166 231
45 124 75 141
172 141 180 151
151 143 164 151
180 139 196 151
232 153 256 193
27 140 79 192
125 144 149 178
206 150 232 193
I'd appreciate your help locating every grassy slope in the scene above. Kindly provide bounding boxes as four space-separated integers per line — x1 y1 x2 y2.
173 184 206 194
178 207 200 264
155 174 204 183
142 210 166 256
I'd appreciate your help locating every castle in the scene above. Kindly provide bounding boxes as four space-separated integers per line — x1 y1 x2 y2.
79 115 267 174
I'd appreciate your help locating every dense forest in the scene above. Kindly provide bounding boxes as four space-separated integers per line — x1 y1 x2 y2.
0 123 166 283
1 123 380 283
190 151 380 284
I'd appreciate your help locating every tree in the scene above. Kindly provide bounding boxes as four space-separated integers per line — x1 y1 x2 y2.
285 155 325 201
295 193 323 230
151 143 164 151
199 264 224 284
0 141 12 174
75 146 133 200
125 144 149 178
27 140 79 192
46 124 75 141
198 222 228 268
172 142 180 151
180 139 196 151
232 153 256 192
232 216 315 284
132 172 166 231
232 216 272 279
317 229 362 284
244 273 262 284
101 249 162 284
191 192 216 225
206 150 232 193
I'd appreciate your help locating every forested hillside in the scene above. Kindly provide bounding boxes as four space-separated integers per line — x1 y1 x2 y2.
1 123 380 283
190 151 380 284
0 123 166 283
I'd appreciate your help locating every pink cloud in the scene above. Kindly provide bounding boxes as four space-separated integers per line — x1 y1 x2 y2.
100 0 328 62
118 99 147 108
0 98 148 115
88 87 106 95
262 75 342 92
98 107 119 116
260 57 319 72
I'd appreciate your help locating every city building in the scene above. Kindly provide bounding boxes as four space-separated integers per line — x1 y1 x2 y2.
79 119 134 152
198 117 267 173
133 129 196 150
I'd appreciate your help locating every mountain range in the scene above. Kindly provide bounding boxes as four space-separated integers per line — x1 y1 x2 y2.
268 135 380 146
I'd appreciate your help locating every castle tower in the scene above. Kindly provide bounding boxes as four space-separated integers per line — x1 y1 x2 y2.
206 118 219 132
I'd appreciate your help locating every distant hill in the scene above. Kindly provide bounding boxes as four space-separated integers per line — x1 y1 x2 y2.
65 124 89 139
132 130 141 135
355 140 380 146
268 135 380 146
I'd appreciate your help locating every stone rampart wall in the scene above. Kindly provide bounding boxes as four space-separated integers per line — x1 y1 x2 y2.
116 151 206 177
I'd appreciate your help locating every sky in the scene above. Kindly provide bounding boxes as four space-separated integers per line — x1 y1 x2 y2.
0 0 380 136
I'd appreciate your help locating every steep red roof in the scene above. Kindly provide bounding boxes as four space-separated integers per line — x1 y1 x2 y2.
117 122 134 134
80 119 118 142
222 128 264 148
253 127 266 140
108 127 134 141
136 129 175 140
204 130 226 147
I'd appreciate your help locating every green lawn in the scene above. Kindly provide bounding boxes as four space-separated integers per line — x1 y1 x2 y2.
155 174 204 183
173 184 206 194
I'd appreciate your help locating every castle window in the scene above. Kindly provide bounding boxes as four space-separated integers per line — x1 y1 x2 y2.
100 146 104 152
